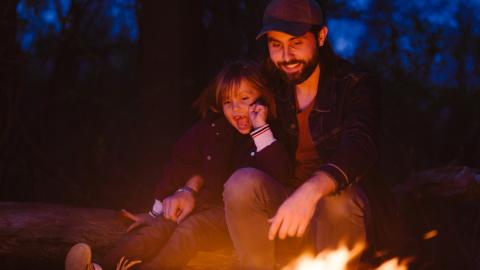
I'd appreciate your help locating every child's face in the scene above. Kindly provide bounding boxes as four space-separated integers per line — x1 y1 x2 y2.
222 80 260 134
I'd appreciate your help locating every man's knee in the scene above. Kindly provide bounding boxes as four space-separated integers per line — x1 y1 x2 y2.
316 185 369 225
223 167 270 203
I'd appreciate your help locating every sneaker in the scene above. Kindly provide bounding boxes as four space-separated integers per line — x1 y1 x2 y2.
65 243 94 270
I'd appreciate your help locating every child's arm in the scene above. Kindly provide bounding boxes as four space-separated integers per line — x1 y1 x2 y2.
121 174 205 231
149 120 210 218
249 102 293 183
122 119 211 229
251 124 293 183
162 174 204 223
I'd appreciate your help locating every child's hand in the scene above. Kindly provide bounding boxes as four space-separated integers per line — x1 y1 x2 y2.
116 256 141 270
120 209 155 232
249 103 268 129
162 191 196 223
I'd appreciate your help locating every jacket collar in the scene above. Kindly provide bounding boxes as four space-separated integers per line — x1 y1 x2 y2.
277 58 354 113
276 65 334 113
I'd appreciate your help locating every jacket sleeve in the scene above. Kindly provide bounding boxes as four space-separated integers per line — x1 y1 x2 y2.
255 140 293 185
250 123 294 184
318 73 381 192
153 120 206 200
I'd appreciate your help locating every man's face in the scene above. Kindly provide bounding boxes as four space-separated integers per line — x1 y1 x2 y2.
266 30 324 85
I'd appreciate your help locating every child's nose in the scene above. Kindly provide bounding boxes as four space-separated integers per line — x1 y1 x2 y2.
232 101 243 111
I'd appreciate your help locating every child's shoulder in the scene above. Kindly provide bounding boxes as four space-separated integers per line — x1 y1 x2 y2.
188 113 235 136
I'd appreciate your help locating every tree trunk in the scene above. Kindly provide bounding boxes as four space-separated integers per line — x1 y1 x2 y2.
0 0 21 200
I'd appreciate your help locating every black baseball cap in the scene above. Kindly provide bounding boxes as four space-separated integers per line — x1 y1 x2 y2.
257 0 324 39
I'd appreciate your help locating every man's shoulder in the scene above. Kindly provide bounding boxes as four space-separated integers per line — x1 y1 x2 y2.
332 57 371 83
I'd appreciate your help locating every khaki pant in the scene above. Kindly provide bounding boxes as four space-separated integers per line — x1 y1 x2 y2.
223 168 370 270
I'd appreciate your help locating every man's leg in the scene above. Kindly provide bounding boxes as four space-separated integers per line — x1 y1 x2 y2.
140 205 231 270
100 217 176 270
312 184 371 269
223 167 289 270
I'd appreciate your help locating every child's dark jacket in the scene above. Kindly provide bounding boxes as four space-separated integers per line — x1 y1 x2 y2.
154 113 292 205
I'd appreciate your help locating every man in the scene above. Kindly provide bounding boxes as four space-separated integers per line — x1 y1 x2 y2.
223 0 380 269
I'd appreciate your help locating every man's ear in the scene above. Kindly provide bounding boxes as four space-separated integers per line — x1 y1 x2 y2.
317 26 328 47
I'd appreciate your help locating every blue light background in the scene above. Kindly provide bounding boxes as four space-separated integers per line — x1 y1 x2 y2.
16 0 480 87
17 0 138 51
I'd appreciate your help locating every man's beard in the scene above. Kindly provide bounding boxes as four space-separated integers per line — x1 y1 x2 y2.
275 51 319 85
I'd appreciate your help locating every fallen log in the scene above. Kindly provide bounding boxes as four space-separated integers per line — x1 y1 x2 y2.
394 166 480 200
0 202 237 270
0 202 127 270
392 166 480 270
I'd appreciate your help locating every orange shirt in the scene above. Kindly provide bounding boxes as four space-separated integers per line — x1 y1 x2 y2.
294 100 323 182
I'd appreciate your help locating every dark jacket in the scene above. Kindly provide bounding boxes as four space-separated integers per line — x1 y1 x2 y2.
154 113 293 205
273 58 381 192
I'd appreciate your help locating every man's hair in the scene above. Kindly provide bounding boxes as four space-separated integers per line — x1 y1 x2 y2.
195 60 277 119
309 25 339 77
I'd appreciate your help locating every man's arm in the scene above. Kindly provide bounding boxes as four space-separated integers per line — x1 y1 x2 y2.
269 73 380 240
317 73 380 191
268 171 335 240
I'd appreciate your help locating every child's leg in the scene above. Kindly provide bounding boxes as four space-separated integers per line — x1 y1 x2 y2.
100 217 177 270
140 205 231 270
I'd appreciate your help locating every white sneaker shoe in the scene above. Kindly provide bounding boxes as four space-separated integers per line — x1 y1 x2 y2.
65 243 94 270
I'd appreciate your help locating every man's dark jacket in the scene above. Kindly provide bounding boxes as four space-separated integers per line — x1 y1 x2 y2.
272 57 381 192
269 57 409 253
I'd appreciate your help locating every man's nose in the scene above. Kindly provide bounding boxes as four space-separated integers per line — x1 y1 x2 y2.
282 46 293 62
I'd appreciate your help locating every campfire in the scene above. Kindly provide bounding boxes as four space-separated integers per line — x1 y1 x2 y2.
281 242 410 270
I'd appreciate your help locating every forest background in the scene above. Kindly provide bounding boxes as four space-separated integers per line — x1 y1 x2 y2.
1 0 479 212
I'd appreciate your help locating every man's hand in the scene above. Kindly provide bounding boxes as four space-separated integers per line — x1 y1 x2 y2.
162 191 196 223
268 172 336 240
120 209 156 232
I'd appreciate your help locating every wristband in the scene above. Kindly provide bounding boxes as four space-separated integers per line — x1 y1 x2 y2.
149 209 162 218
149 199 163 218
175 186 198 196
250 124 276 152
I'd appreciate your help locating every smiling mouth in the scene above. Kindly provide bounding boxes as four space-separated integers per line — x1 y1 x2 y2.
233 115 250 130
280 62 302 72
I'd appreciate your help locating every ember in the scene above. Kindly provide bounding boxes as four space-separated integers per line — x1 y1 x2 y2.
422 229 438 240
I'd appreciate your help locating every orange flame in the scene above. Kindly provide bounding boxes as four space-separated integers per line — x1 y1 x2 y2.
282 243 409 270
375 258 408 270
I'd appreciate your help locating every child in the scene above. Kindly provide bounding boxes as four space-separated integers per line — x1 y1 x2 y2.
65 60 292 270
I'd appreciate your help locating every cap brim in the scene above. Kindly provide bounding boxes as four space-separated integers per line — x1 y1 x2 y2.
256 21 312 39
